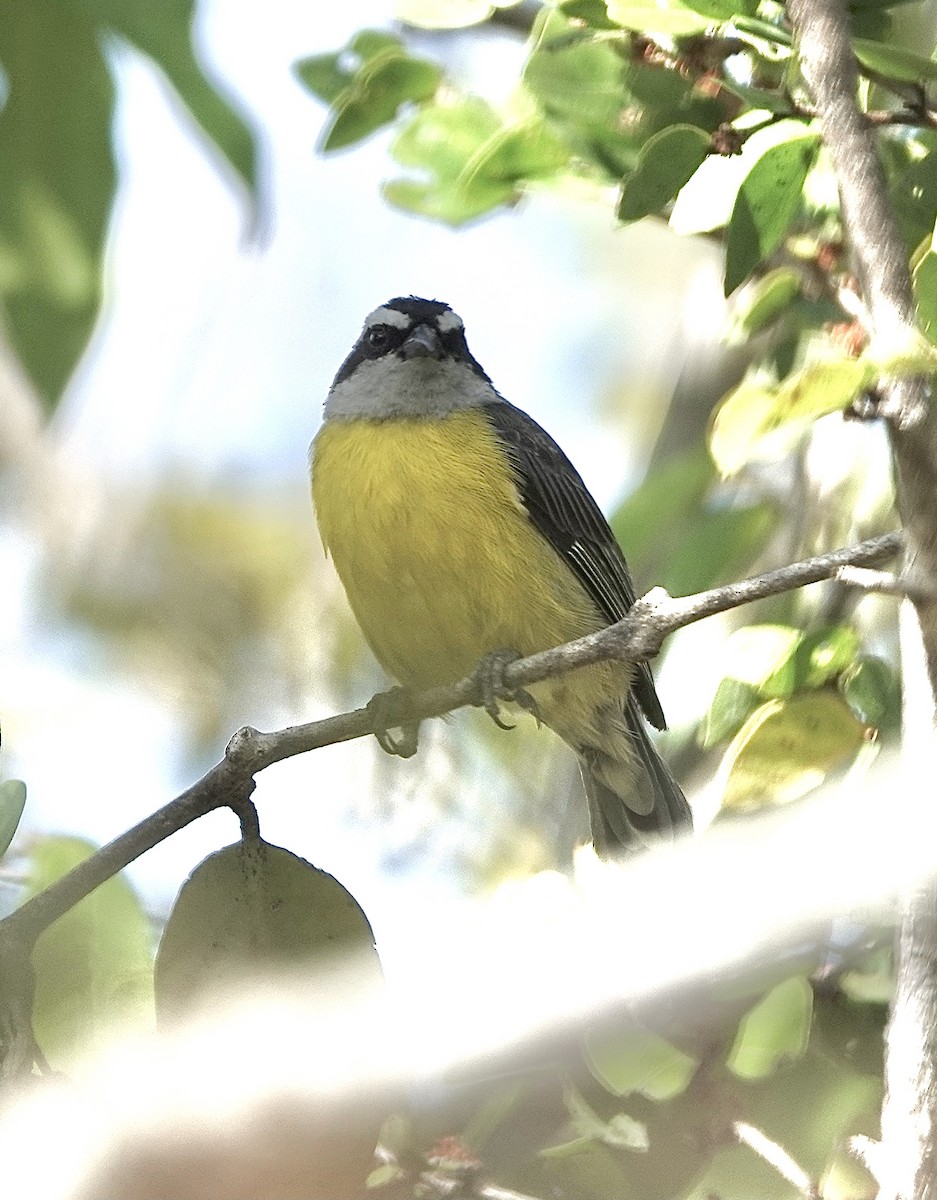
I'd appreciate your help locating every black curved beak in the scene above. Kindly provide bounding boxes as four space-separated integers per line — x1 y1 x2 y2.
400 322 443 360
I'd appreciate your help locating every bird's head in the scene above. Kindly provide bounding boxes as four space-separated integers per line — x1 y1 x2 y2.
324 297 498 420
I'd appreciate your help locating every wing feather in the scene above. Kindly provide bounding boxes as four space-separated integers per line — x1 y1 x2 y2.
483 401 666 731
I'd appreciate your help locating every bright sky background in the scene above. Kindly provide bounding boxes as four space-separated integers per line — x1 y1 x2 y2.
4 0 730 957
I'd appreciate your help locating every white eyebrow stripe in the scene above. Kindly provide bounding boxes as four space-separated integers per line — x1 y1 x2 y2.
365 305 410 329
436 309 463 332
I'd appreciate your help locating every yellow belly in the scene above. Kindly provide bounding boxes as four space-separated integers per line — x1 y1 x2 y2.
311 411 630 747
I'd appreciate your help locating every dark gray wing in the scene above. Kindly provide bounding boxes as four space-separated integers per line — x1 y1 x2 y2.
483 400 666 731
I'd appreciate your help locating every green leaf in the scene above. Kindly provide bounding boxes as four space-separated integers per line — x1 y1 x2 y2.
563 1085 650 1150
367 1163 406 1188
584 1026 698 1100
710 378 785 475
890 138 937 253
853 37 937 85
24 835 154 1070
693 1048 881 1199
523 13 629 128
386 99 565 224
710 357 873 475
718 693 868 811
726 976 814 1079
700 678 762 747
839 947 894 1006
0 778 26 859
618 125 711 222
156 839 383 1197
721 624 802 691
776 356 875 417
0 1 114 408
155 838 382 1025
351 30 405 59
733 267 802 335
466 121 570 184
725 130 820 293
672 117 807 237
606 0 711 34
839 656 901 730
0 0 259 408
794 626 861 689
322 51 443 152
559 0 621 29
294 33 406 105
80 0 259 200
539 1139 635 1196
849 6 893 38
680 0 757 18
730 625 862 701
731 14 794 45
294 52 353 104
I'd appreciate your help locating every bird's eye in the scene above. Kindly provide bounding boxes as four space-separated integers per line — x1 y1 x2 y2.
366 326 392 352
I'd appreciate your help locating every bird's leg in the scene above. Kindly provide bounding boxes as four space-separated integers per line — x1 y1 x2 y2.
366 687 420 758
472 649 541 729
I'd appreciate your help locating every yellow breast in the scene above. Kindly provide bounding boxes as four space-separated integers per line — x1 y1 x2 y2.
310 410 603 693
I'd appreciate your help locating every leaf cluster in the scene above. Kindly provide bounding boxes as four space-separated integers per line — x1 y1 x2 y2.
0 0 259 407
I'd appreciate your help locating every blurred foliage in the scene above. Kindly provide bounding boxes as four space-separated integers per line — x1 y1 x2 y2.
23 834 154 1070
53 489 317 755
0 0 259 408
362 976 883 1199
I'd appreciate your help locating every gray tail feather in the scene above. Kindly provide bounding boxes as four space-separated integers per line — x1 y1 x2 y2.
581 698 692 859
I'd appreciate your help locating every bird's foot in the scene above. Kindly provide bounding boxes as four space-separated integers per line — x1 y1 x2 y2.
472 649 541 729
366 687 420 758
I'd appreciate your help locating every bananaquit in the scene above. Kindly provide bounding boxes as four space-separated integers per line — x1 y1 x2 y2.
311 296 691 857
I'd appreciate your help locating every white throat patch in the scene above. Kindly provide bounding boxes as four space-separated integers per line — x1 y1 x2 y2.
325 356 498 421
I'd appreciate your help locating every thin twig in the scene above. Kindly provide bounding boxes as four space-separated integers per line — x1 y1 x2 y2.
2 531 903 945
734 1121 820 1199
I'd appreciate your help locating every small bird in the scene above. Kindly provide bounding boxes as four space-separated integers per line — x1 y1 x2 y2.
311 297 691 857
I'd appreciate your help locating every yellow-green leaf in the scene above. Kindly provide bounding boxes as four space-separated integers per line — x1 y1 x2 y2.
24 835 155 1069
722 624 801 689
606 0 711 33
733 267 801 335
710 356 873 475
709 377 789 475
726 975 813 1079
584 1026 698 1100
718 694 868 811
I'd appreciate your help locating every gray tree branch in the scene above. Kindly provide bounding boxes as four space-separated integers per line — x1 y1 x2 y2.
1 530 901 952
784 0 937 1195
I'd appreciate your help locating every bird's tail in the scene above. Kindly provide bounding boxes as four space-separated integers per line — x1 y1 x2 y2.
579 697 692 858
